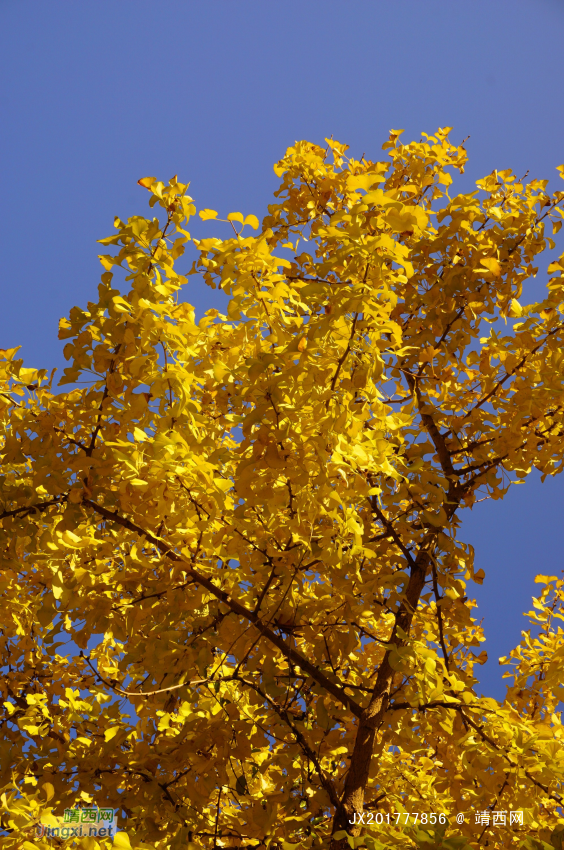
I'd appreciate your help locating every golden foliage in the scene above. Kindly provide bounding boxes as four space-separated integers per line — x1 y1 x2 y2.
1 130 564 849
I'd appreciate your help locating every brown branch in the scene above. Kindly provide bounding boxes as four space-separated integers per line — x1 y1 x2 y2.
331 541 435 838
0 495 67 522
462 322 564 420
53 427 88 451
287 275 351 287
431 558 450 673
415 305 466 379
86 385 109 457
213 786 222 850
456 453 508 477
82 498 363 717
388 699 468 711
235 674 341 809
369 497 415 567
253 561 279 615
332 418 465 842
330 312 359 393
461 711 563 805
80 651 236 697
408 375 457 480
448 435 497 456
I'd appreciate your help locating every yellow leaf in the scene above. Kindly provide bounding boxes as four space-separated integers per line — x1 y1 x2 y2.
104 727 120 742
244 214 260 230
480 257 502 277
384 204 428 234
346 173 385 192
138 176 156 189
0 346 21 361
112 295 132 313
42 782 55 802
199 209 218 220
98 255 114 271
316 698 330 730
213 361 229 381
227 211 244 225
62 530 82 546
509 298 523 317
264 443 285 469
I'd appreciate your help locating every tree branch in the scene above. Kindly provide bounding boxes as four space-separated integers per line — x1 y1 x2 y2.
460 710 563 805
330 312 359 393
0 495 67 521
82 498 363 717
235 674 341 809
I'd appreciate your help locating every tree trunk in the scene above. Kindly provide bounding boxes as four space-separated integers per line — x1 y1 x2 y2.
329 551 430 849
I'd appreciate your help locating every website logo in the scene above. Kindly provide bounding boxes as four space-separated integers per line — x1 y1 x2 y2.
36 806 119 839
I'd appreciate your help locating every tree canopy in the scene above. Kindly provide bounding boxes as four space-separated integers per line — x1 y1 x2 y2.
2 129 564 850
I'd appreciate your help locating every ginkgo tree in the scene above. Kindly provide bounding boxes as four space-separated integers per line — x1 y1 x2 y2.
2 128 564 850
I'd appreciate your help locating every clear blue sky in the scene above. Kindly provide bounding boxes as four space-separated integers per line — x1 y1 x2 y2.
1 0 563 698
